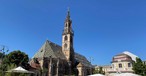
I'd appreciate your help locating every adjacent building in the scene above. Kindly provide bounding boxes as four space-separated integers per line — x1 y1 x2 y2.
108 51 138 75
108 53 134 73
94 51 138 75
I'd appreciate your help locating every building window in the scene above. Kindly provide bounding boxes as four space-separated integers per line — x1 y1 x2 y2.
64 36 68 41
119 63 122 68
128 63 131 67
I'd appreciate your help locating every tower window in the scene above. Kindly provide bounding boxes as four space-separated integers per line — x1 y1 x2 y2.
119 63 122 68
64 36 68 41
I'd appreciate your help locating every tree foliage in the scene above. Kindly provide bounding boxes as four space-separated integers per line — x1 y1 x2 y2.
132 57 146 76
0 50 29 71
7 50 29 67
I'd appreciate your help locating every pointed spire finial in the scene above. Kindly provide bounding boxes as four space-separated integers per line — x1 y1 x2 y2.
67 7 70 12
67 7 70 13
66 7 70 20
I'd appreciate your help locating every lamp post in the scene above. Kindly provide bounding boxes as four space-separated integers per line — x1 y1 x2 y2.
0 45 9 76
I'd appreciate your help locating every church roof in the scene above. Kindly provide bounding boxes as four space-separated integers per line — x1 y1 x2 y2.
33 40 66 59
33 40 92 67
75 53 91 67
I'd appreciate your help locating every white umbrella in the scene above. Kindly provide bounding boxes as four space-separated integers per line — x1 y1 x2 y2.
112 73 141 76
88 74 105 76
6 66 34 73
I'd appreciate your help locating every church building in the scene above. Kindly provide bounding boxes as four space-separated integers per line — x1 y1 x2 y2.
29 9 92 76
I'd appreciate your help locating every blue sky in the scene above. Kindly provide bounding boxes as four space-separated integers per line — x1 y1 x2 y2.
0 0 146 65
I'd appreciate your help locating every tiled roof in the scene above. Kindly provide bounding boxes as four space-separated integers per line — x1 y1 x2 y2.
33 40 66 59
75 53 92 67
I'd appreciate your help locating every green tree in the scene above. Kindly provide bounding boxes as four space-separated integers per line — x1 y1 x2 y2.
1 50 29 71
0 50 29 76
7 50 29 67
99 67 105 74
132 57 146 76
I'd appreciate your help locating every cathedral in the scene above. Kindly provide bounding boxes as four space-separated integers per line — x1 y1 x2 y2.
30 10 92 76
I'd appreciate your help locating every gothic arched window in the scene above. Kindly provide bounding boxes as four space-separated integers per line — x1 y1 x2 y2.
64 36 68 41
119 63 122 68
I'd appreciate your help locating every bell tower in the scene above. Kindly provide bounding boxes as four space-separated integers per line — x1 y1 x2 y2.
62 9 74 62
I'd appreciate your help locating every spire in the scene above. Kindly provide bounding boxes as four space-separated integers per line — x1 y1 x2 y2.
63 8 73 35
66 7 70 21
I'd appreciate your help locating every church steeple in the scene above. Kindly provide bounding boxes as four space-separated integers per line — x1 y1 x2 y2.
63 8 74 36
62 9 74 62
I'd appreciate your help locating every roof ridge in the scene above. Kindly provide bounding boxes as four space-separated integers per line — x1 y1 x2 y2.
46 40 61 47
43 40 49 58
